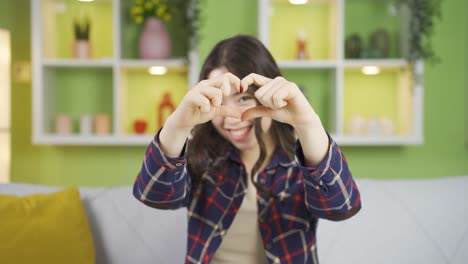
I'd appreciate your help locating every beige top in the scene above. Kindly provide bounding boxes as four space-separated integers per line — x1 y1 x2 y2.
211 179 268 264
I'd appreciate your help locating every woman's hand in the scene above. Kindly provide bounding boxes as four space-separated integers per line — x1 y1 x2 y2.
241 73 329 167
240 73 320 128
167 72 243 131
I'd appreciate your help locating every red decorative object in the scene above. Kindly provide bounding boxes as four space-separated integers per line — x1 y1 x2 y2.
158 93 175 129
133 119 148 134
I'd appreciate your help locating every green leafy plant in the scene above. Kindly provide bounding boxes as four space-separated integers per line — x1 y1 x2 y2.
73 16 91 41
130 0 185 24
394 0 443 64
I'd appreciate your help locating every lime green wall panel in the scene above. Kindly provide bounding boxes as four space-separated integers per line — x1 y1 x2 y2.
2 0 468 188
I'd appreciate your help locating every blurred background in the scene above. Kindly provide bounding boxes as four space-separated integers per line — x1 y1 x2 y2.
0 0 466 186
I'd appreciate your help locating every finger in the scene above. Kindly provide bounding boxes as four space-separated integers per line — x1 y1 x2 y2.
272 87 289 108
198 86 223 107
191 92 212 112
210 73 241 95
241 73 272 92
256 80 284 108
216 105 243 119
220 78 231 97
263 80 289 109
253 77 277 100
241 106 274 121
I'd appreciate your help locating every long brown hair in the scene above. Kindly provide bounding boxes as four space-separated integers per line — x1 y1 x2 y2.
187 35 296 196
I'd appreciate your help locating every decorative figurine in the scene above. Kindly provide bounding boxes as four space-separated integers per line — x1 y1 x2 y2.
296 30 308 60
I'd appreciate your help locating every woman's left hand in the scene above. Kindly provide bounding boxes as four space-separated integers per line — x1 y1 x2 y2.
240 73 319 128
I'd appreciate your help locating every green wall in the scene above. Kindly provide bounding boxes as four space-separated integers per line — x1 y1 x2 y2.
1 0 467 187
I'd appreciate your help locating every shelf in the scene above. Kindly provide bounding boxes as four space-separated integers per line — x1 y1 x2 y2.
344 59 408 68
258 0 423 146
332 134 423 146
33 135 154 146
32 0 197 145
119 58 187 68
278 60 338 69
43 58 114 67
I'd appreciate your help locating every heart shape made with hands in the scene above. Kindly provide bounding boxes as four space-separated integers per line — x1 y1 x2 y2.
205 73 305 125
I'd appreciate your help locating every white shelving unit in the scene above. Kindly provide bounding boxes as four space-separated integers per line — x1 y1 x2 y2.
31 0 197 145
32 0 423 147
258 0 424 146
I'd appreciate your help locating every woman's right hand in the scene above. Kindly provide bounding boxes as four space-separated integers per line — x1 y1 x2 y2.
166 72 243 131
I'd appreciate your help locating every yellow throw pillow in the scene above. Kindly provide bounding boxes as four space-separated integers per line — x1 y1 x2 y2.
0 188 95 264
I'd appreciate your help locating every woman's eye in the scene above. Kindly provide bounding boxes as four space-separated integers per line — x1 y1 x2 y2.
239 95 253 103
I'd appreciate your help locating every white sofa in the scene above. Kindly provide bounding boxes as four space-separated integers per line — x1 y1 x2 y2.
1 176 467 264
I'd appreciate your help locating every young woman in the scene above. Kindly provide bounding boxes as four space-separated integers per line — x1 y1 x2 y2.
133 35 361 264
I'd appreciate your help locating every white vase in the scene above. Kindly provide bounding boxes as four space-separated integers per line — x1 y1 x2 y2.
80 115 93 135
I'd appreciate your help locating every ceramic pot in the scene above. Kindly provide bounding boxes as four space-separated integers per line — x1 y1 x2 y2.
55 113 72 135
94 114 111 135
139 17 171 60
73 40 92 59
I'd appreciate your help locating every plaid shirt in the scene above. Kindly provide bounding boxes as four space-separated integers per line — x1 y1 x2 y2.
134 132 361 264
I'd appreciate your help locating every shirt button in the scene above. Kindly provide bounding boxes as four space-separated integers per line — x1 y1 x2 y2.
175 162 182 167
259 178 266 184
274 257 280 263
220 230 226 236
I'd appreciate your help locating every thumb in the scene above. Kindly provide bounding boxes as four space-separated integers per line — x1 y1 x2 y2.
241 106 273 121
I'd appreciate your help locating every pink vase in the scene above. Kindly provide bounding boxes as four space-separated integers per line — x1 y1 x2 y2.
139 17 171 60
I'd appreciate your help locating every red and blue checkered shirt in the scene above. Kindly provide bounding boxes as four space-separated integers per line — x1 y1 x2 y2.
134 132 361 264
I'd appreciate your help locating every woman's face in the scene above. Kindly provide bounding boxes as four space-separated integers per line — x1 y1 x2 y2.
208 67 272 152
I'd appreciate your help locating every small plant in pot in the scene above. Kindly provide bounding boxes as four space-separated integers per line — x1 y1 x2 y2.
73 16 92 59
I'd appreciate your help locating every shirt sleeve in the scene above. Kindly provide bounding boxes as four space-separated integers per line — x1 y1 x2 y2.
133 129 191 209
296 133 361 219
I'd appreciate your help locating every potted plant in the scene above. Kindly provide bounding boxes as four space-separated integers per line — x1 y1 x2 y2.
73 16 92 59
129 0 198 60
393 0 443 65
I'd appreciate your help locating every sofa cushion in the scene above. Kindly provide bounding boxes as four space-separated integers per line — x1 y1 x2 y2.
0 188 95 264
